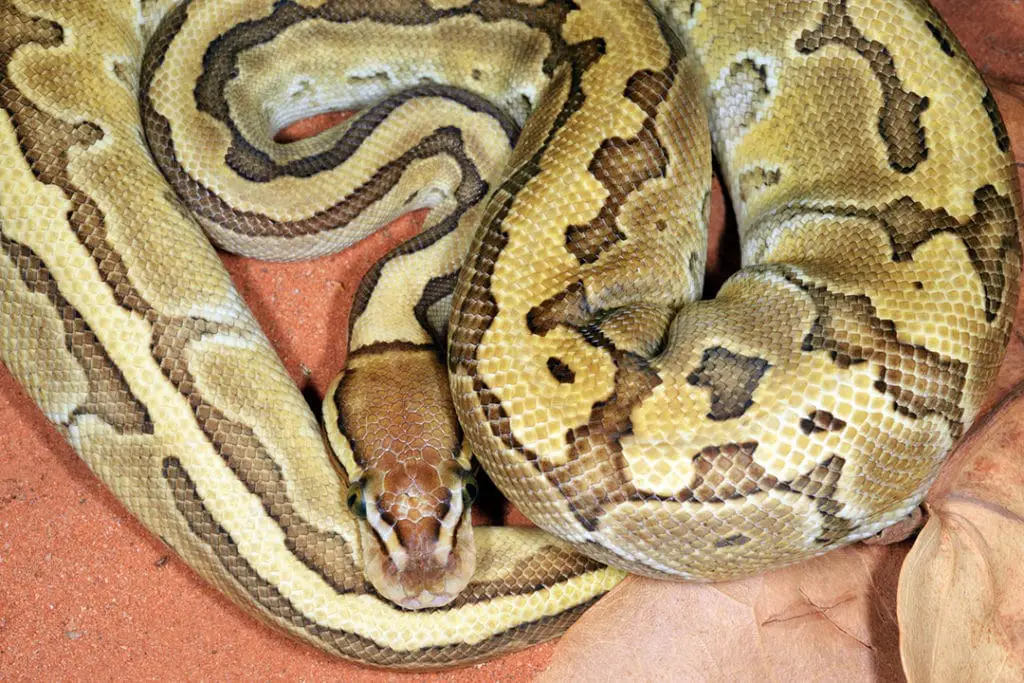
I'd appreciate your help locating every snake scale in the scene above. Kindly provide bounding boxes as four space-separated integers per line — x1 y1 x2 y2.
1 0 1020 670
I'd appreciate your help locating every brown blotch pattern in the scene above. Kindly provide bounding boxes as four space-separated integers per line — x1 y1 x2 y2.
5 1 470 640
715 533 751 548
527 280 592 335
924 20 955 58
564 56 678 264
738 167 780 202
0 13 150 316
796 0 930 172
982 88 1012 154
1 7 156 433
789 271 968 437
546 357 576 384
679 442 775 503
0 234 153 434
721 59 770 131
191 0 529 182
0 13 378 591
799 409 847 435
140 0 564 245
142 2 519 349
561 353 662 526
149 315 364 596
686 346 773 421
821 185 1020 322
451 23 684 534
674 444 852 544
413 270 460 345
778 455 853 543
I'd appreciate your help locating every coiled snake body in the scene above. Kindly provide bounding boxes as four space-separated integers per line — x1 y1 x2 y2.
0 0 1019 670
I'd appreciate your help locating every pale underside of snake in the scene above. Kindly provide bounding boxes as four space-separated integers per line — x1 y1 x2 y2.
0 0 1020 670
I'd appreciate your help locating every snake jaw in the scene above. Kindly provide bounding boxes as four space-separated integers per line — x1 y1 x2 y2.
359 482 476 609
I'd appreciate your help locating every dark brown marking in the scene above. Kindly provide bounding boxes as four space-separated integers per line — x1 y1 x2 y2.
799 410 847 435
924 21 955 58
788 271 968 437
162 457 600 667
982 88 1012 154
141 1 525 350
148 315 363 594
346 340 435 359
547 357 576 384
485 41 684 524
781 454 843 499
679 442 776 503
715 533 751 548
778 455 853 544
672 444 853 545
0 10 154 318
412 270 460 346
450 20 686 536
111 58 135 90
721 59 769 131
0 4 168 435
0 34 428 598
796 0 929 172
2 0 612 662
819 185 1020 322
561 352 662 526
527 281 591 335
686 346 772 421
0 234 153 434
141 0 568 236
564 54 678 264
190 0 531 178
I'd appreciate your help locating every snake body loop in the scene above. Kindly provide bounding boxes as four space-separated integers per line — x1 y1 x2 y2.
0 0 1019 669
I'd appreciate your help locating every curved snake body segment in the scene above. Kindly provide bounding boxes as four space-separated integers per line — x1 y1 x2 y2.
0 0 624 668
0 0 1019 671
450 0 1021 580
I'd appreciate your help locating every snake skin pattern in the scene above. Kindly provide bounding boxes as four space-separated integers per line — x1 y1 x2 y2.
0 0 1019 670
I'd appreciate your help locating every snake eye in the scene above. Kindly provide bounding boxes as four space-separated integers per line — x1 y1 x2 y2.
461 472 479 507
346 482 367 519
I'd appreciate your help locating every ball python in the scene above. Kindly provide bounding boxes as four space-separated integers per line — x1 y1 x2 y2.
0 0 1019 671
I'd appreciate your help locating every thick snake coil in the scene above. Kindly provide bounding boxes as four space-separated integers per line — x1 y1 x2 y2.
0 0 1019 670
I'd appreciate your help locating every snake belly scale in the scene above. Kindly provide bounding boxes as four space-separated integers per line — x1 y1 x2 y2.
0 0 1019 671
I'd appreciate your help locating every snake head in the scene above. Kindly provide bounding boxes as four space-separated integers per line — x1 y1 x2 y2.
328 345 478 609
349 465 477 609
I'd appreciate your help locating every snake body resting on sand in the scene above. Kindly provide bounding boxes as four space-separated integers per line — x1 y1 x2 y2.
0 0 1019 669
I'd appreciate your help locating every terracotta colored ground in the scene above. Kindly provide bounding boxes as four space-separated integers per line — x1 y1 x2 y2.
1 1 1021 680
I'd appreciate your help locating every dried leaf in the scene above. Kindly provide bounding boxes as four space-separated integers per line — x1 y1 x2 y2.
897 385 1024 682
542 544 908 682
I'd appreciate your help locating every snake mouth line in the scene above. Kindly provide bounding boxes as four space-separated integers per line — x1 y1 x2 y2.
399 591 459 609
